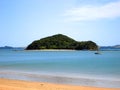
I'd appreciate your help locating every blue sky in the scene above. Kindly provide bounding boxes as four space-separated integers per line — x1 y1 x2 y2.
0 0 120 47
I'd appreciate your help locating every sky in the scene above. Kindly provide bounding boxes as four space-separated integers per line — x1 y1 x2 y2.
0 0 120 47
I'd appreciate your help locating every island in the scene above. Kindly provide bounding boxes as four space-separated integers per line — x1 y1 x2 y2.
100 45 120 51
26 34 98 50
0 46 13 49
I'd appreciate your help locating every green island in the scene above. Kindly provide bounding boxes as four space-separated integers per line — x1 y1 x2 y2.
26 34 98 50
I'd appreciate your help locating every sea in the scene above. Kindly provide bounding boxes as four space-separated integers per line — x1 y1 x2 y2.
0 49 120 88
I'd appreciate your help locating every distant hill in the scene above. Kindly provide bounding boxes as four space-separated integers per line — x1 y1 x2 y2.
0 46 13 49
100 45 120 51
114 45 120 48
0 46 25 50
26 34 98 50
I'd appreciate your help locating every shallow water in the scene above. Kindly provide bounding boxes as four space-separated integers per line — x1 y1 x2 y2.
0 49 120 88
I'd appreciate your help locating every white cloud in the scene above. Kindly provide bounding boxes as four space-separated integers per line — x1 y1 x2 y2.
63 1 120 22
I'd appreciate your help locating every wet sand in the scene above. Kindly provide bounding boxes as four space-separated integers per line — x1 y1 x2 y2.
0 78 119 90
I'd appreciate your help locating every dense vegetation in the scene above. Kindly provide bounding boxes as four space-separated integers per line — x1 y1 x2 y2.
26 34 98 50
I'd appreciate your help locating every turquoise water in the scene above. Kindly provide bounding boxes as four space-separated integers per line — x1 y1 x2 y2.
0 49 120 88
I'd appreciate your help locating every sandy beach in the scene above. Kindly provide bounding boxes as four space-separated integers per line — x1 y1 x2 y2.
0 78 119 90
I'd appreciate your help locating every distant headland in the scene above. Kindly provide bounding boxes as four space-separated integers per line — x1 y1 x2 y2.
0 46 13 49
0 46 25 50
26 34 98 50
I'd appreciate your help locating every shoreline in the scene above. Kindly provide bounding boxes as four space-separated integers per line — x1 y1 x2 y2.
1 48 118 51
0 71 120 88
24 49 77 51
0 78 119 90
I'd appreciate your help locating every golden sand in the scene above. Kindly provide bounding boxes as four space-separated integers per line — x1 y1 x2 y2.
0 78 119 90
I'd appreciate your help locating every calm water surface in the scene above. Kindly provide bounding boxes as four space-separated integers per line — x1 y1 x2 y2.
0 49 120 88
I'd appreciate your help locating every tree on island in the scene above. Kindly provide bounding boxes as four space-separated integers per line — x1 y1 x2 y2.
26 34 98 50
